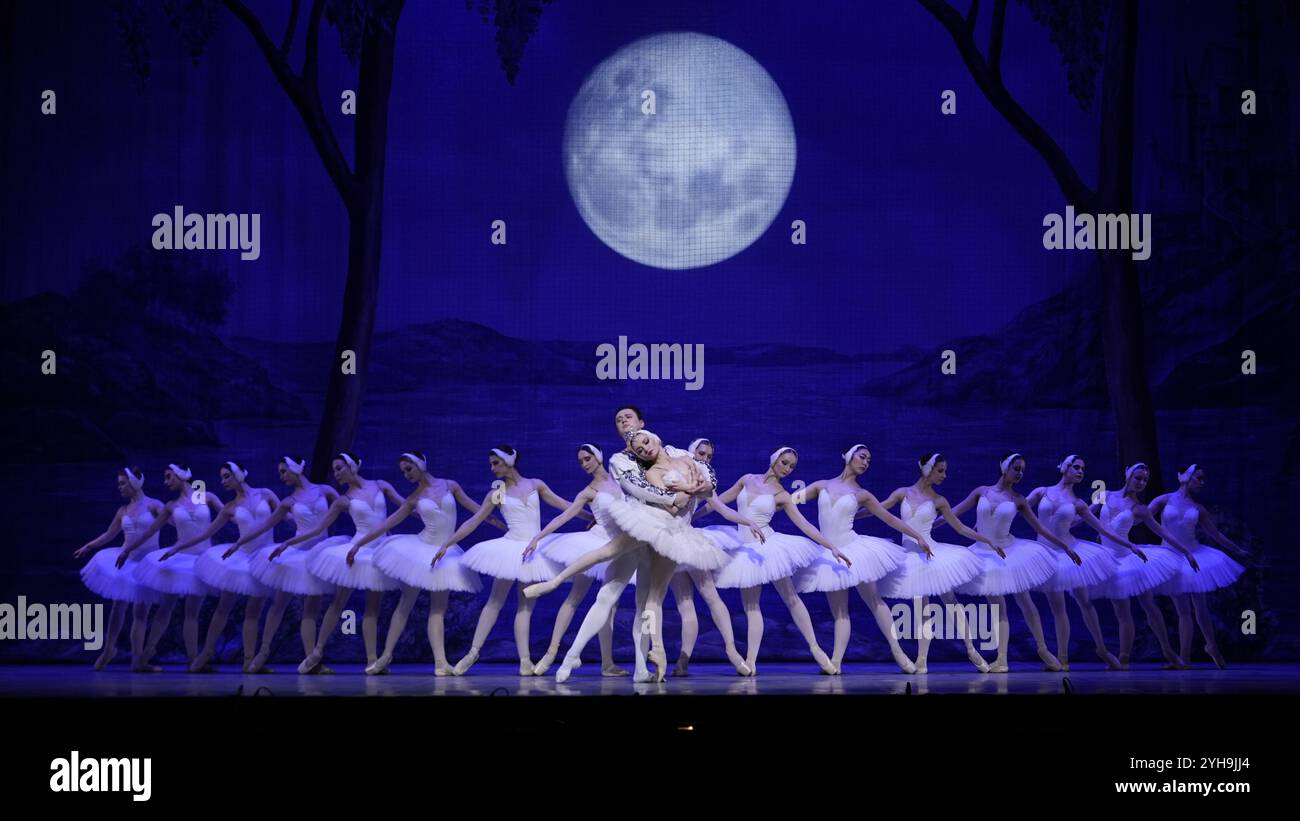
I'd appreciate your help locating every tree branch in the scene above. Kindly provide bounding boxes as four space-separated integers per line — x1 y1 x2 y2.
222 0 355 203
916 0 1095 207
280 0 301 55
966 0 980 31
989 0 1006 81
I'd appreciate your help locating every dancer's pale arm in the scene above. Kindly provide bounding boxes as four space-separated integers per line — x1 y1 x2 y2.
352 493 418 550
1195 505 1246 556
231 499 290 548
75 508 125 557
860 491 932 556
1074 500 1142 555
781 497 847 560
935 497 995 550
451 481 506 530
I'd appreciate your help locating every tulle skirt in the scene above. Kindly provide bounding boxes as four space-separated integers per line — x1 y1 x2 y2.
1087 540 1183 599
133 547 212 597
1153 542 1245 595
540 525 620 582
196 543 274 597
1034 539 1119 592
795 534 905 593
373 535 482 593
250 539 336 596
81 548 162 604
306 535 402 592
605 500 730 572
461 535 563 583
714 530 822 589
877 538 984 599
956 538 1059 596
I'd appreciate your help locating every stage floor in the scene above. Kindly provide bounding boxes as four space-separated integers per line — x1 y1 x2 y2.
3 662 1297 697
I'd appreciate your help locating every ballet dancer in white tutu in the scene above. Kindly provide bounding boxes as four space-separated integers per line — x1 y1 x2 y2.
875 453 995 673
222 456 339 674
706 446 851 675
1149 464 1249 668
793 444 932 674
347 451 487 675
1082 462 1194 669
1026 454 1150 670
440 446 583 676
944 453 1081 672
277 452 406 673
163 461 279 672
114 463 219 668
74 467 164 670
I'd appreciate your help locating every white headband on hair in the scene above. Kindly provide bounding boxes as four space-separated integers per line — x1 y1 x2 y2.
338 453 361 473
167 463 192 481
1178 463 1198 483
1000 453 1022 474
123 466 144 489
843 444 868 464
1058 454 1079 474
490 448 517 467
282 456 305 476
687 438 710 456
769 446 796 467
581 443 603 464
401 452 428 473
225 461 248 482
1124 462 1147 482
918 453 940 477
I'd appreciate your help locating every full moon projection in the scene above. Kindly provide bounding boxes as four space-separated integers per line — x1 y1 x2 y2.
563 32 797 270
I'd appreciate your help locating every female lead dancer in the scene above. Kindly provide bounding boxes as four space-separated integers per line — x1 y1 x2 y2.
74 467 164 670
1150 464 1248 668
348 451 486 675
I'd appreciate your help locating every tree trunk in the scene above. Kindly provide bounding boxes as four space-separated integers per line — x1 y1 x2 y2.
308 19 398 481
1095 0 1163 493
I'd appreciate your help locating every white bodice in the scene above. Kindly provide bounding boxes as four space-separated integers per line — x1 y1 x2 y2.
1160 498 1200 548
1036 495 1078 545
816 491 859 546
975 495 1020 549
122 506 160 550
500 489 541 538
900 497 938 541
347 489 388 537
737 486 777 534
170 502 211 547
233 496 275 548
415 491 457 545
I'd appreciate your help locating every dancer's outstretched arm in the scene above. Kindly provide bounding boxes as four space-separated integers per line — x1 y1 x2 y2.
1013 495 1081 563
114 499 174 566
162 500 237 559
451 480 507 531
229 496 292 550
1133 504 1200 569
535 479 594 523
432 491 499 565
1193 504 1248 558
703 494 766 542
73 508 126 559
523 487 597 558
933 495 1000 555
1071 498 1145 559
352 490 421 551
857 486 905 521
947 486 985 519
273 495 350 558
857 490 935 558
778 494 848 565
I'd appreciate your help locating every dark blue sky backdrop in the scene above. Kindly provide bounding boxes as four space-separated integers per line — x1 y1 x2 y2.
2 0 1252 353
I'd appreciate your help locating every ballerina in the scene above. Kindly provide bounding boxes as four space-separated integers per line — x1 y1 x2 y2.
705 446 849 675
792 444 928 674
228 456 339 674
349 451 486 676
74 467 164 671
284 452 405 674
1084 462 1192 669
170 461 278 672
440 446 580 676
1149 464 1248 668
945 452 1079 672
875 453 993 673
520 444 628 677
117 463 220 668
1026 454 1144 670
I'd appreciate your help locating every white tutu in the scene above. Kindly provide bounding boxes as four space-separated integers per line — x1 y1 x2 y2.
1154 543 1245 595
1034 539 1119 592
877 538 984 599
133 548 212 597
540 526 619 582
714 530 821 589
306 535 401 592
373 536 481 593
196 543 274 597
605 500 730 571
795 534 904 593
1087 541 1182 599
81 548 162 604
250 541 336 596
956 539 1059 596
461 535 563 583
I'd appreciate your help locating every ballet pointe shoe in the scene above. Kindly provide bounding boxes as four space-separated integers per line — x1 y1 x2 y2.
987 659 1010 673
434 661 455 676
912 660 928 675
522 580 557 600
601 663 630 677
297 650 324 675
556 657 581 684
890 647 917 675
647 647 667 683
519 659 536 676
1117 654 1131 671
365 654 393 676
812 648 837 676
312 665 335 675
672 653 690 677
189 650 215 673
533 650 557 677
131 662 163 673
725 647 752 676
1097 648 1123 670
1207 644 1227 670
1037 646 1063 672
245 650 272 674
967 647 991 673
1160 648 1187 670
452 648 480 676
93 648 117 671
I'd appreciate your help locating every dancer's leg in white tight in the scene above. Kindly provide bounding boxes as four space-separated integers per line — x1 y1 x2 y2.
773 577 836 674
1170 593 1194 662
300 595 321 656
555 547 639 682
855 582 915 673
1045 590 1071 668
690 570 749 674
191 590 238 671
94 600 128 669
298 587 353 671
129 602 151 670
536 576 591 674
670 572 698 675
938 592 988 671
240 596 267 668
257 591 293 663
740 586 763 673
452 577 512 675
1112 597 1135 667
513 583 536 674
368 584 420 673
634 552 676 681
1190 592 1226 668
1012 591 1060 670
632 552 652 681
825 589 851 671
141 595 178 665
181 595 202 661
427 590 451 674
1136 591 1183 667
523 533 636 598
987 595 1011 671
361 590 383 665
916 595 934 672
1070 587 1121 669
